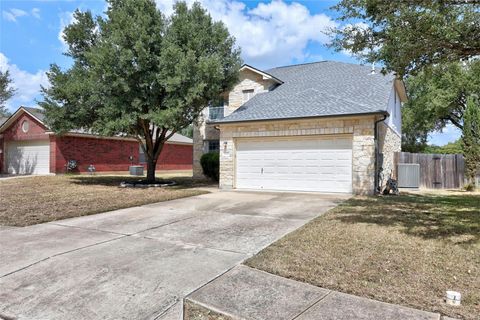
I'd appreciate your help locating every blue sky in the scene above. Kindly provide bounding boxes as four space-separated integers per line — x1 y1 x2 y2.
0 0 459 145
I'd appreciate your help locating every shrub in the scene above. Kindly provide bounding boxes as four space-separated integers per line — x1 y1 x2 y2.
464 183 476 192
200 152 219 181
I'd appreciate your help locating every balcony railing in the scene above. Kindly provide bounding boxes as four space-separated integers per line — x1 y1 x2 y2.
208 106 225 120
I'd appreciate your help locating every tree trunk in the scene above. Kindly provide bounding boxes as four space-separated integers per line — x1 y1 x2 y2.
146 158 156 182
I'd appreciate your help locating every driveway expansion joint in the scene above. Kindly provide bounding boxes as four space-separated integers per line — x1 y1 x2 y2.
291 290 333 320
1 235 126 278
1 190 345 319
184 265 443 320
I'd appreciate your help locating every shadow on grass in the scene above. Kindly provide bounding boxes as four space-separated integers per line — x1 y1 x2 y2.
67 175 216 189
334 193 480 244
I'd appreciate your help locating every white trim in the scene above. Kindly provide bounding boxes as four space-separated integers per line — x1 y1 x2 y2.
21 120 30 133
0 106 46 133
240 64 283 84
394 79 408 102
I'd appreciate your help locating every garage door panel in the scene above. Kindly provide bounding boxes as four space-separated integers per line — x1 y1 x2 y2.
235 136 353 193
6 141 50 175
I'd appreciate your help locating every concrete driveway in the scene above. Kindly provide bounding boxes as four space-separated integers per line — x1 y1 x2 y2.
0 190 349 320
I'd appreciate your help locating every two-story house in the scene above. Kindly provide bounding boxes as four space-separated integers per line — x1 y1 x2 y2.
193 61 406 194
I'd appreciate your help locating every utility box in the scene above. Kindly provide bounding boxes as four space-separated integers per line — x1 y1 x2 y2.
397 163 420 188
129 165 144 176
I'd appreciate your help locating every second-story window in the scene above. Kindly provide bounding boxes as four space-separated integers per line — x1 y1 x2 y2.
242 89 254 103
208 97 224 120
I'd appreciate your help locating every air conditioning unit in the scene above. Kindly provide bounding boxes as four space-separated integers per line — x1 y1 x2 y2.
129 165 144 176
397 163 420 188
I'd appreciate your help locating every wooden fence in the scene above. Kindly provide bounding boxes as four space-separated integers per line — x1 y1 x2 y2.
394 152 465 189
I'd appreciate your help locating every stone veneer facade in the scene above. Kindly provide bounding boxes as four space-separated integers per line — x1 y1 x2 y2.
193 68 402 195
193 68 277 177
378 123 402 186
218 115 381 195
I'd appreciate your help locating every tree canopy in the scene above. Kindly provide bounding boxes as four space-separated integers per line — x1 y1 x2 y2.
330 0 480 76
401 60 480 152
423 140 464 155
0 70 15 117
41 0 242 181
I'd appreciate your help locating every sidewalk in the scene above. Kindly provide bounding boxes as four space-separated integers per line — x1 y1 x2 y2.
184 265 455 320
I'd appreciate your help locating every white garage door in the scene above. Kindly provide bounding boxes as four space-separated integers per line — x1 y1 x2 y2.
6 140 50 174
235 136 352 193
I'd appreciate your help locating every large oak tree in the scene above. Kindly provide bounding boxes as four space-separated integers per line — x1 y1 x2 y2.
41 0 241 181
402 60 480 151
330 0 480 77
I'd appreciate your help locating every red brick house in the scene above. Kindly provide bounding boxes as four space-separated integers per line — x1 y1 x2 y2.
0 107 193 175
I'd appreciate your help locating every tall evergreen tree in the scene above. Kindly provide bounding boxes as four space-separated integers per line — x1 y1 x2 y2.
40 0 241 182
462 96 480 189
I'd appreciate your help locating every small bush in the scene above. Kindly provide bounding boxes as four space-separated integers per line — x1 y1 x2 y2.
464 183 476 192
201 152 219 181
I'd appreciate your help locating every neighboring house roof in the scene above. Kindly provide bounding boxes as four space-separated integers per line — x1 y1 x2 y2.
0 117 8 127
167 132 193 144
0 106 47 132
215 61 406 124
23 107 46 123
0 106 193 145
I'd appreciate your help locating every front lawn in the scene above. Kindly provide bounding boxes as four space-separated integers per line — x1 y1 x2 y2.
0 174 210 227
246 192 479 320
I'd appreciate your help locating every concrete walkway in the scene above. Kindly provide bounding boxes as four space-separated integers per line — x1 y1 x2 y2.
185 265 450 320
0 190 347 320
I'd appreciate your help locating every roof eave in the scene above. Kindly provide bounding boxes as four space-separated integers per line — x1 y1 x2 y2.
0 106 46 133
394 79 408 102
211 111 389 126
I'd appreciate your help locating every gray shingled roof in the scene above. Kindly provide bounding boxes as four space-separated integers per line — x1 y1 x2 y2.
24 107 46 123
215 61 395 123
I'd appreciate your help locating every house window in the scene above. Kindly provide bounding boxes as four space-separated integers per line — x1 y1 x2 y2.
206 140 220 152
242 89 254 103
208 97 225 120
21 120 29 133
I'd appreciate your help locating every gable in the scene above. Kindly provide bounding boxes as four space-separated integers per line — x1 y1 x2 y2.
226 68 279 114
216 61 397 124
1 112 48 141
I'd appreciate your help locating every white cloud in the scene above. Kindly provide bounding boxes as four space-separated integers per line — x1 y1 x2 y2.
31 8 41 19
2 8 28 22
428 124 462 146
154 0 337 68
0 53 49 112
58 11 75 50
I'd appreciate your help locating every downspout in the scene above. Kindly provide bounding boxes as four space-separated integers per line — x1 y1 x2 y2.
374 113 388 194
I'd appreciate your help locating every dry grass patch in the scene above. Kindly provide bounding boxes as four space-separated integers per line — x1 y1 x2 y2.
0 174 211 226
246 193 479 319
